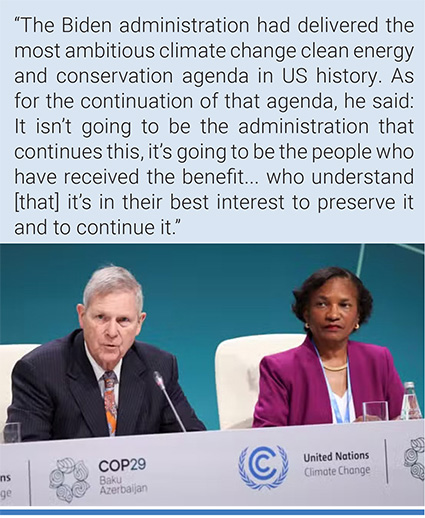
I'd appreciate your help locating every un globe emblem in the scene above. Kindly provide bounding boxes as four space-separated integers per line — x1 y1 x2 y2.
238 446 289 490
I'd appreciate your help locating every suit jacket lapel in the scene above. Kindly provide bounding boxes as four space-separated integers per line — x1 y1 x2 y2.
303 337 333 423
347 341 363 419
116 347 148 436
67 332 109 437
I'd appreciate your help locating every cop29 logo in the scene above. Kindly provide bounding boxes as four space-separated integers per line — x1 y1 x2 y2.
49 457 90 503
404 437 424 481
238 446 289 490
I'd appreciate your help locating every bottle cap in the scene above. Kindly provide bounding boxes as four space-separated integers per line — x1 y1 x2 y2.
404 381 415 389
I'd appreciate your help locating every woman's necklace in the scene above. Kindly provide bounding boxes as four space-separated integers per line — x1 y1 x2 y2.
322 362 347 372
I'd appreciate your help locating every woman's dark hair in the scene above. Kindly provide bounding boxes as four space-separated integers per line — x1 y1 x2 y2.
292 266 373 333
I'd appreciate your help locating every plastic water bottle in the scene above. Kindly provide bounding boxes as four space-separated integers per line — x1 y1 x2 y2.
400 381 422 420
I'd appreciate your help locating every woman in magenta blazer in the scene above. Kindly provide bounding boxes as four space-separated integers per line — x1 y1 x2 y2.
253 267 404 427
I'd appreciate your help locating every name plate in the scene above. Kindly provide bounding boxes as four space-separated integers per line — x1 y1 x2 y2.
0 421 423 506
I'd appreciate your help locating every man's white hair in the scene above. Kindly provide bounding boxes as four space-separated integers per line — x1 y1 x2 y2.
83 266 143 312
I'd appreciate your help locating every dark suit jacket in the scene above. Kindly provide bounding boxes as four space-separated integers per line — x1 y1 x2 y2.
7 330 205 441
253 336 404 427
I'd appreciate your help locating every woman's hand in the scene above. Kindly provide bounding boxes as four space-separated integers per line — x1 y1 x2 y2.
354 415 382 422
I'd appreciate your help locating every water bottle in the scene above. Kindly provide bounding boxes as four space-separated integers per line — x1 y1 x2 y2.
400 381 422 420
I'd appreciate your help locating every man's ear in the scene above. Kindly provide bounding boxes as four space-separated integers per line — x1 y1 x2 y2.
136 312 147 335
76 304 86 328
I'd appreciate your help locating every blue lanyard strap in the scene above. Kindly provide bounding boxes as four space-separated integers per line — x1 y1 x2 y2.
312 341 352 424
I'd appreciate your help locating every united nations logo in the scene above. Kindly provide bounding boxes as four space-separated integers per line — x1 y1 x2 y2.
404 437 424 481
49 457 90 503
238 446 289 490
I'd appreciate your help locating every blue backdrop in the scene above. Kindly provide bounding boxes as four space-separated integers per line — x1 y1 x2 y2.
1 243 423 429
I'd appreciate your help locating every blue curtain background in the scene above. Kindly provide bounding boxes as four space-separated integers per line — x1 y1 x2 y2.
1 243 423 429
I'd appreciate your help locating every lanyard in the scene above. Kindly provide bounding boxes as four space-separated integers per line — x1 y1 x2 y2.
312 341 352 424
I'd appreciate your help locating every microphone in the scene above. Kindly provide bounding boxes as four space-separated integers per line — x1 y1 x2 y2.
153 371 187 432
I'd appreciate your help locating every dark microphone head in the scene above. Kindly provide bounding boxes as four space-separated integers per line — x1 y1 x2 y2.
153 371 165 390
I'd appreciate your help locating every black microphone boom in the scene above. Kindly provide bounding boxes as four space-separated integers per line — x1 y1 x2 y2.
153 371 187 432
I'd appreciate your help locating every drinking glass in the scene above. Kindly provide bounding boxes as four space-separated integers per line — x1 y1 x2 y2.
362 401 389 422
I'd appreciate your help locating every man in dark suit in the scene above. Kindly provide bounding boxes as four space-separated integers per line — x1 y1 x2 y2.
7 266 205 441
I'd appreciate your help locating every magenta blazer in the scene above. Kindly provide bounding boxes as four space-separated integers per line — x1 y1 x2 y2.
253 336 404 427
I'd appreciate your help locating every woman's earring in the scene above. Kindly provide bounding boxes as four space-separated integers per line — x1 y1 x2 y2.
305 323 310 329
354 323 360 330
